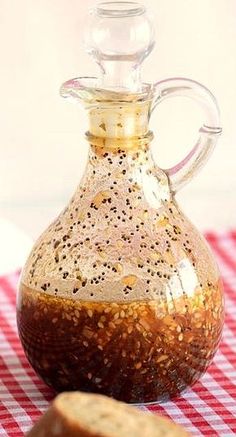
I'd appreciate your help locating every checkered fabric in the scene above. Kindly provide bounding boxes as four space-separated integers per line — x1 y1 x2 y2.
0 231 236 436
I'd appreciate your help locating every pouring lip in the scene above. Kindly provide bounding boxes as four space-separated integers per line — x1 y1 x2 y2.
60 76 154 105
92 2 146 19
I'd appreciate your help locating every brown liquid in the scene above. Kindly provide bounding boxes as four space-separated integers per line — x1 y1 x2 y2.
17 283 223 403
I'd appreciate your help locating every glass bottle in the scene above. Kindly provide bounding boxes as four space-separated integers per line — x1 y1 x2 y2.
17 2 224 404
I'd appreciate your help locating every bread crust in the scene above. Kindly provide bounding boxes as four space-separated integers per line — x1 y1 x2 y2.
27 392 190 437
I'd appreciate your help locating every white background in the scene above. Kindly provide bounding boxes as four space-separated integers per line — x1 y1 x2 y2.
0 0 235 272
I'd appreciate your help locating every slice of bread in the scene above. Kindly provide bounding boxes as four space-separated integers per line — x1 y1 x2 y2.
27 391 190 437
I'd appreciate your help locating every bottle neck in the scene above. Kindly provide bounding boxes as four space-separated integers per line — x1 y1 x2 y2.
86 100 153 151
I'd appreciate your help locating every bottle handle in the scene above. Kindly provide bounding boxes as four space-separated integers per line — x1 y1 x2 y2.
152 78 222 192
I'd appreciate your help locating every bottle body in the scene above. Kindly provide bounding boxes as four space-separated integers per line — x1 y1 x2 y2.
17 145 224 403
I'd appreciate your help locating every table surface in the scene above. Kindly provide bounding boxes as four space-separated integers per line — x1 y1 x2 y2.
0 231 236 437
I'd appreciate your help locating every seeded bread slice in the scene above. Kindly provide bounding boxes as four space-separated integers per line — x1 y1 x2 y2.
27 391 190 437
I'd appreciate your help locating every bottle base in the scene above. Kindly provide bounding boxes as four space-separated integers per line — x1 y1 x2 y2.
17 283 223 405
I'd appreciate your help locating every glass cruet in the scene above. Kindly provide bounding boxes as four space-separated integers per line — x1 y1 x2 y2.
17 1 224 404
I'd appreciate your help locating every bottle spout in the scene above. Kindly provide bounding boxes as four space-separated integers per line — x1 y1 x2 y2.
84 2 155 92
60 2 156 148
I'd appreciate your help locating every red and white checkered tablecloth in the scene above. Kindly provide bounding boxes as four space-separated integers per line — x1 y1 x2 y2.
0 231 236 437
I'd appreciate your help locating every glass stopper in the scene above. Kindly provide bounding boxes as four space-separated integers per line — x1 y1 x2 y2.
84 2 155 91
